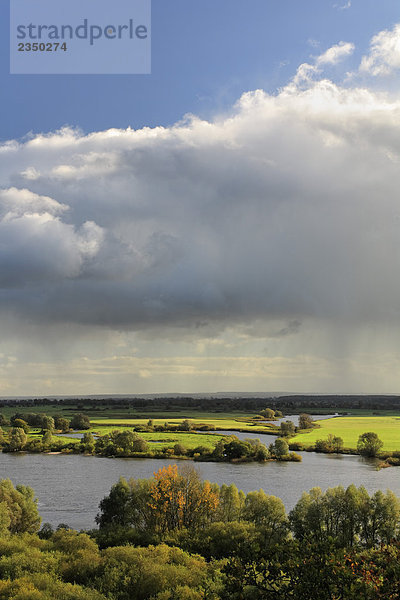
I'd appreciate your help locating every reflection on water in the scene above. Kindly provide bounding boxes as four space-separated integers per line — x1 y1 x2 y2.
0 449 395 530
261 413 339 427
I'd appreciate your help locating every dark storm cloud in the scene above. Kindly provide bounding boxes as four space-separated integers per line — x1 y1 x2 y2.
1 65 400 334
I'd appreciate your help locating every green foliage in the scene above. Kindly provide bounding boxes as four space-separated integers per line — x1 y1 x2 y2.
243 490 288 542
70 414 91 430
95 544 219 600
289 484 400 548
291 415 400 452
298 414 313 430
95 430 148 456
212 435 270 462
315 433 344 453
54 417 70 432
81 432 95 454
260 408 276 419
0 480 41 534
12 419 29 434
2 472 400 599
8 428 27 451
357 431 384 457
173 443 186 456
25 438 44 453
273 438 289 458
0 503 11 535
279 420 296 437
217 484 245 522
41 431 53 448
41 416 55 432
183 520 260 560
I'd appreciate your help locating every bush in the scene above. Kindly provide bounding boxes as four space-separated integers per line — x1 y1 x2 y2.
173 443 186 456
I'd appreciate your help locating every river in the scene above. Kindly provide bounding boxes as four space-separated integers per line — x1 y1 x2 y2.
0 448 398 530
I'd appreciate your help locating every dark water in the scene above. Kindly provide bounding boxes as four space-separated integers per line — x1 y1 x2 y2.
0 450 398 530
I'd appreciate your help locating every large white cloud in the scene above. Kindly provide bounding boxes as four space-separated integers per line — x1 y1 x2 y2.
1 33 400 339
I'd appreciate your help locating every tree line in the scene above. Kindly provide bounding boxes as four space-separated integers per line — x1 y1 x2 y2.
1 471 400 598
2 394 400 412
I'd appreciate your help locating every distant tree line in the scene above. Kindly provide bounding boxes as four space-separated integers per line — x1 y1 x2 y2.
2 394 400 412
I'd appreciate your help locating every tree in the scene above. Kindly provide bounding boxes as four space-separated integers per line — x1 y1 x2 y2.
260 408 275 419
299 414 314 430
55 417 70 432
8 427 27 451
41 415 55 432
173 443 186 456
279 420 296 437
97 543 213 600
113 430 148 454
97 466 219 535
96 477 140 528
289 484 400 549
148 465 219 532
223 439 253 460
0 479 41 533
315 434 344 453
0 414 9 426
13 418 29 434
42 430 53 448
357 432 383 457
218 484 245 522
81 432 95 453
332 435 344 453
274 438 289 458
70 413 91 430
187 520 260 560
243 490 288 542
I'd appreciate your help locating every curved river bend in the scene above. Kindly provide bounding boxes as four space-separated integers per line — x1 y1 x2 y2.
0 449 397 530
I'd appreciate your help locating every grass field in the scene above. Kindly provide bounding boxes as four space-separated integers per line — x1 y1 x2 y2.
0 405 278 454
292 416 400 452
88 429 228 450
89 417 277 433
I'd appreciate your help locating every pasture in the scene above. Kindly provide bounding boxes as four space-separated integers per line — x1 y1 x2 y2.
292 415 400 452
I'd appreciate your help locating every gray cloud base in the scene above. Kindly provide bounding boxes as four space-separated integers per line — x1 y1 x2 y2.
1 81 400 335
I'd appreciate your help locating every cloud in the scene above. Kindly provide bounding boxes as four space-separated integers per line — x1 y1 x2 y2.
0 33 399 349
316 42 354 66
0 187 103 286
334 1 351 10
292 42 354 86
360 23 400 76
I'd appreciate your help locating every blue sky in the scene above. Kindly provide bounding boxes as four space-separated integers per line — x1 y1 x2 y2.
1 1 400 395
1 1 399 140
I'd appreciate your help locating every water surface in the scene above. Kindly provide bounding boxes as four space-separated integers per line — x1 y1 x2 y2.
0 450 396 530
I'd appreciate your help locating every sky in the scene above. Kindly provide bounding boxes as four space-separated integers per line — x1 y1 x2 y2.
0 0 400 395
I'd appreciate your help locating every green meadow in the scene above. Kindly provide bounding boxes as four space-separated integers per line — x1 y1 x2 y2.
292 415 400 452
89 416 277 433
88 429 228 450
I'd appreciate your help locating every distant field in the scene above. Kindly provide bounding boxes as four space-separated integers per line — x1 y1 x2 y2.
89 417 277 433
59 430 228 450
292 416 400 452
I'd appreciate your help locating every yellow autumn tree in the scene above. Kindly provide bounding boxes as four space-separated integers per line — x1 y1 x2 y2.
148 465 219 533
